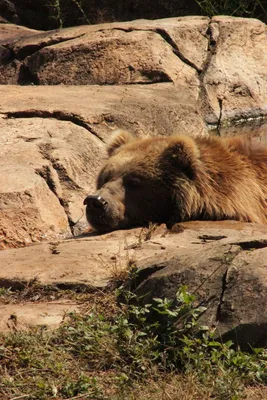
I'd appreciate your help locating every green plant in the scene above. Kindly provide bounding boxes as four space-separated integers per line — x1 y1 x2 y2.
0 286 266 399
48 0 63 28
194 0 267 20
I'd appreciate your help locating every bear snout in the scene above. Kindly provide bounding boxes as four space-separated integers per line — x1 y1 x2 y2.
83 195 108 211
84 191 127 232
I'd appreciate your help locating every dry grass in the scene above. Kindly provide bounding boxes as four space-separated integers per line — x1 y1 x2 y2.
245 385 267 400
128 373 212 400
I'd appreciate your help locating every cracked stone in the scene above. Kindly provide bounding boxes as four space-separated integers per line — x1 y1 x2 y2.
131 221 267 349
0 18 207 88
23 29 198 86
0 23 41 46
0 116 105 248
204 16 267 126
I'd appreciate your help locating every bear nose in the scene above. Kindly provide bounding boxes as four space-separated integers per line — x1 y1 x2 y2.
83 195 108 210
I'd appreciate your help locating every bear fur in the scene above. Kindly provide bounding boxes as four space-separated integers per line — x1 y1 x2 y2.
84 130 267 232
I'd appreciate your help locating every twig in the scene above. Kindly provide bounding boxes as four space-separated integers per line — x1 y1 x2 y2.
64 393 92 400
11 395 29 400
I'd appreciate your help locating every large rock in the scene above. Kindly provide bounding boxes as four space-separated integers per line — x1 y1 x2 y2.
1 16 267 128
0 113 105 248
203 17 267 126
0 23 41 44
132 221 267 350
0 17 208 88
0 227 140 289
0 301 79 332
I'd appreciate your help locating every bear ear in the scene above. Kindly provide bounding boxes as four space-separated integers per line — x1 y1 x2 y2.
106 129 134 156
162 136 199 179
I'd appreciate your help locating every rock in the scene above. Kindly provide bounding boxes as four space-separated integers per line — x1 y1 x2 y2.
0 301 79 332
15 17 208 87
0 84 207 140
1 16 267 128
132 221 267 350
0 23 41 45
0 113 106 248
203 16 267 126
0 226 168 289
0 23 42 84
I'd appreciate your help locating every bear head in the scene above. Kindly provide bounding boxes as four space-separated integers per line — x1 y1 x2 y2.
84 129 200 232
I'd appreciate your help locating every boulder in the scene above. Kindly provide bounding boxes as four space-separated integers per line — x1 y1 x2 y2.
1 16 267 129
0 23 41 45
132 221 267 350
203 16 267 126
0 113 105 248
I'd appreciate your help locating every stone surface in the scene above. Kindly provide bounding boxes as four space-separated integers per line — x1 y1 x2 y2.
0 23 41 45
0 226 165 288
0 17 208 89
0 301 79 332
0 84 207 141
1 16 267 128
203 16 267 126
0 23 43 84
0 113 106 248
133 221 267 349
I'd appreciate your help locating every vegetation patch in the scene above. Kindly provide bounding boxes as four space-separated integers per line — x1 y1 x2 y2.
0 286 267 399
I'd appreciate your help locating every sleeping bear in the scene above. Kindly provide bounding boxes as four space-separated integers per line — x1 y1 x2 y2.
84 129 267 232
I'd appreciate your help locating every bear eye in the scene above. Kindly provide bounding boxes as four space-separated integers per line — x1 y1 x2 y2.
124 175 142 189
97 171 111 189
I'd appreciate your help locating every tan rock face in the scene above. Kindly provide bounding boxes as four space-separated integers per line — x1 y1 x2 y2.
0 115 105 248
0 23 41 45
204 17 267 125
2 16 267 128
2 17 208 85
26 30 196 86
132 221 267 349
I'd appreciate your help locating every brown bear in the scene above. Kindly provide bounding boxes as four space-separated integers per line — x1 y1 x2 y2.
84 129 267 232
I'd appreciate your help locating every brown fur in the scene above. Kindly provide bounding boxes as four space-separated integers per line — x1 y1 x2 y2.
84 130 267 232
